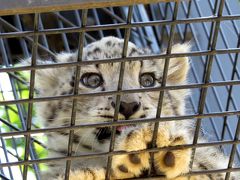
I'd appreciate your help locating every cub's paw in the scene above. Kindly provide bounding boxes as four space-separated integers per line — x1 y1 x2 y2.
111 126 191 179
111 127 152 179
154 128 191 179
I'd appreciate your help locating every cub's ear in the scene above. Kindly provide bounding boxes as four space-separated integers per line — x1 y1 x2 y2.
166 43 191 83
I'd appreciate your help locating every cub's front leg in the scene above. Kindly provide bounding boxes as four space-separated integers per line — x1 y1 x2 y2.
111 124 192 179
57 168 106 180
58 124 191 180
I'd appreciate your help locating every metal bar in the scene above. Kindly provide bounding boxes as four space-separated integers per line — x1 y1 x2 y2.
105 6 133 179
1 80 240 106
1 15 240 38
92 9 104 38
180 0 240 159
64 9 87 180
0 117 46 148
0 129 14 179
225 116 240 179
109 7 123 38
2 110 240 138
1 139 240 167
51 12 96 42
0 17 55 57
0 0 177 16
0 20 40 179
55 12 70 52
22 13 39 180
2 48 240 73
221 34 240 140
38 14 50 51
149 1 179 175
0 91 23 178
189 0 225 171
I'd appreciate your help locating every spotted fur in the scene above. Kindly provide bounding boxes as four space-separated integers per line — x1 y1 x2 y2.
23 37 239 179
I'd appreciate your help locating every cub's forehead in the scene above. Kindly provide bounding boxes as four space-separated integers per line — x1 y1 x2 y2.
55 36 161 75
84 36 141 60
80 36 159 74
79 61 142 76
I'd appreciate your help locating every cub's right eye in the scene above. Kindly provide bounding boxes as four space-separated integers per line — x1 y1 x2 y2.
80 73 103 88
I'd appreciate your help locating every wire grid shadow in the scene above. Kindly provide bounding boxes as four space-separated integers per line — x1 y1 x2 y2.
0 0 240 179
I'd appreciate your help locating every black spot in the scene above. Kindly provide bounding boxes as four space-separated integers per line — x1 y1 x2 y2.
87 51 92 57
70 80 74 87
129 154 141 164
173 136 184 143
129 48 137 56
73 134 80 143
68 57 75 62
57 131 69 136
143 107 149 110
126 130 135 139
104 53 111 59
106 41 112 46
82 144 92 150
68 89 73 94
118 165 128 173
104 108 110 110
139 169 153 177
85 168 96 179
164 151 175 167
59 83 64 88
60 91 68 95
198 163 208 170
151 61 156 66
140 115 146 118
58 102 62 109
63 121 69 126
118 42 123 47
147 142 152 149
93 47 101 54
63 109 69 113
96 64 99 68
102 87 105 91
59 150 67 155
47 108 56 122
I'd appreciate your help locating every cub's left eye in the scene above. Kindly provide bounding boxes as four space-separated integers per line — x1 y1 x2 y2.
80 73 103 88
140 73 155 87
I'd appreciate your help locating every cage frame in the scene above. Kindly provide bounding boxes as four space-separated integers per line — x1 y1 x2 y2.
0 0 240 179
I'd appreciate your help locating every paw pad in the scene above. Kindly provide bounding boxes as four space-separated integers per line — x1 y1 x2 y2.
163 151 175 167
118 165 128 173
129 154 141 164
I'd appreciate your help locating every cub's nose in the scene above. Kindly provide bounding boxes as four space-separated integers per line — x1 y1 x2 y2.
111 101 141 119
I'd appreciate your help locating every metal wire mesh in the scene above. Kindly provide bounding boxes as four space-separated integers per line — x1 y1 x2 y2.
0 0 240 179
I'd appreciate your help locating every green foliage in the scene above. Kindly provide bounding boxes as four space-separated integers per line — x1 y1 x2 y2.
0 71 48 179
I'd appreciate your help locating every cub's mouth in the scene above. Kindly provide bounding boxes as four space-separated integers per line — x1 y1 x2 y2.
96 126 133 141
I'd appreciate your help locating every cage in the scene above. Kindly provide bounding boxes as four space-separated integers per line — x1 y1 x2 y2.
0 0 240 179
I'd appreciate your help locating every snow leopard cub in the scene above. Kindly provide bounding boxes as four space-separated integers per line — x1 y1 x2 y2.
30 37 238 179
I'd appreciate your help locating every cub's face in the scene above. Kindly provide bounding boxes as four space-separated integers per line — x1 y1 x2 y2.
33 37 190 150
